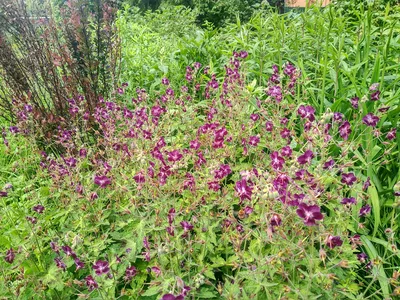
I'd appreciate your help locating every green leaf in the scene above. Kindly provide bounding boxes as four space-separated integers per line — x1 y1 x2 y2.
368 185 381 237
141 285 161 297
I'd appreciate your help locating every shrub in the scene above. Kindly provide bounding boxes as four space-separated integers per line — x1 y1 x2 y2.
2 52 398 299
0 0 120 151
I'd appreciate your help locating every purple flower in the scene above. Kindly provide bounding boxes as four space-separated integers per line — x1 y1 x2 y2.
244 206 253 215
33 205 45 214
208 181 221 191
62 245 76 258
265 121 274 132
180 221 194 232
267 85 282 102
339 121 352 140
270 151 285 171
94 175 111 188
250 114 259 121
248 136 260 146
359 204 371 217
235 179 253 202
386 128 396 140
167 150 183 162
240 50 248 58
297 150 314 165
93 260 110 275
55 257 66 271
85 275 98 291
298 105 316 121
341 173 357 186
151 266 161 276
50 241 60 254
323 159 335 170
214 164 232 180
90 192 98 201
74 258 85 271
341 197 356 205
296 203 324 226
357 253 369 263
0 191 7 197
350 96 359 109
168 208 175 225
79 148 87 158
5 248 15 263
125 266 137 280
65 157 77 168
333 112 343 123
270 214 282 227
9 126 19 134
143 236 150 249
362 113 379 127
162 294 184 300
370 90 380 101
190 139 200 150
363 177 371 191
280 128 291 139
26 216 37 224
166 226 175 236
325 235 343 249
281 146 292 157
133 172 145 184
161 78 170 85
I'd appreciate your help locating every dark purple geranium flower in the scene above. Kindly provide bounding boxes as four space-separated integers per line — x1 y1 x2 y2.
94 175 111 188
363 177 371 191
386 128 396 140
74 258 85 271
161 294 184 300
362 113 379 127
33 204 45 214
55 257 66 271
296 203 324 226
65 157 77 168
85 275 98 291
62 245 76 258
326 235 343 249
190 139 200 150
93 260 110 275
370 90 380 101
250 114 259 121
339 121 352 140
26 216 37 224
0 191 8 197
359 204 371 217
323 159 335 170
297 150 314 165
167 150 183 162
270 151 285 171
357 253 369 263
180 221 194 232
333 112 343 123
341 173 357 186
125 266 137 280
208 181 221 191
281 146 292 157
249 136 260 146
270 214 282 227
341 197 356 205
5 248 15 263
265 121 274 132
350 96 359 109
235 179 253 202
133 172 145 184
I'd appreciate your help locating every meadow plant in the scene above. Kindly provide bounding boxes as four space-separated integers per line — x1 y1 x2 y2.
2 52 398 299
